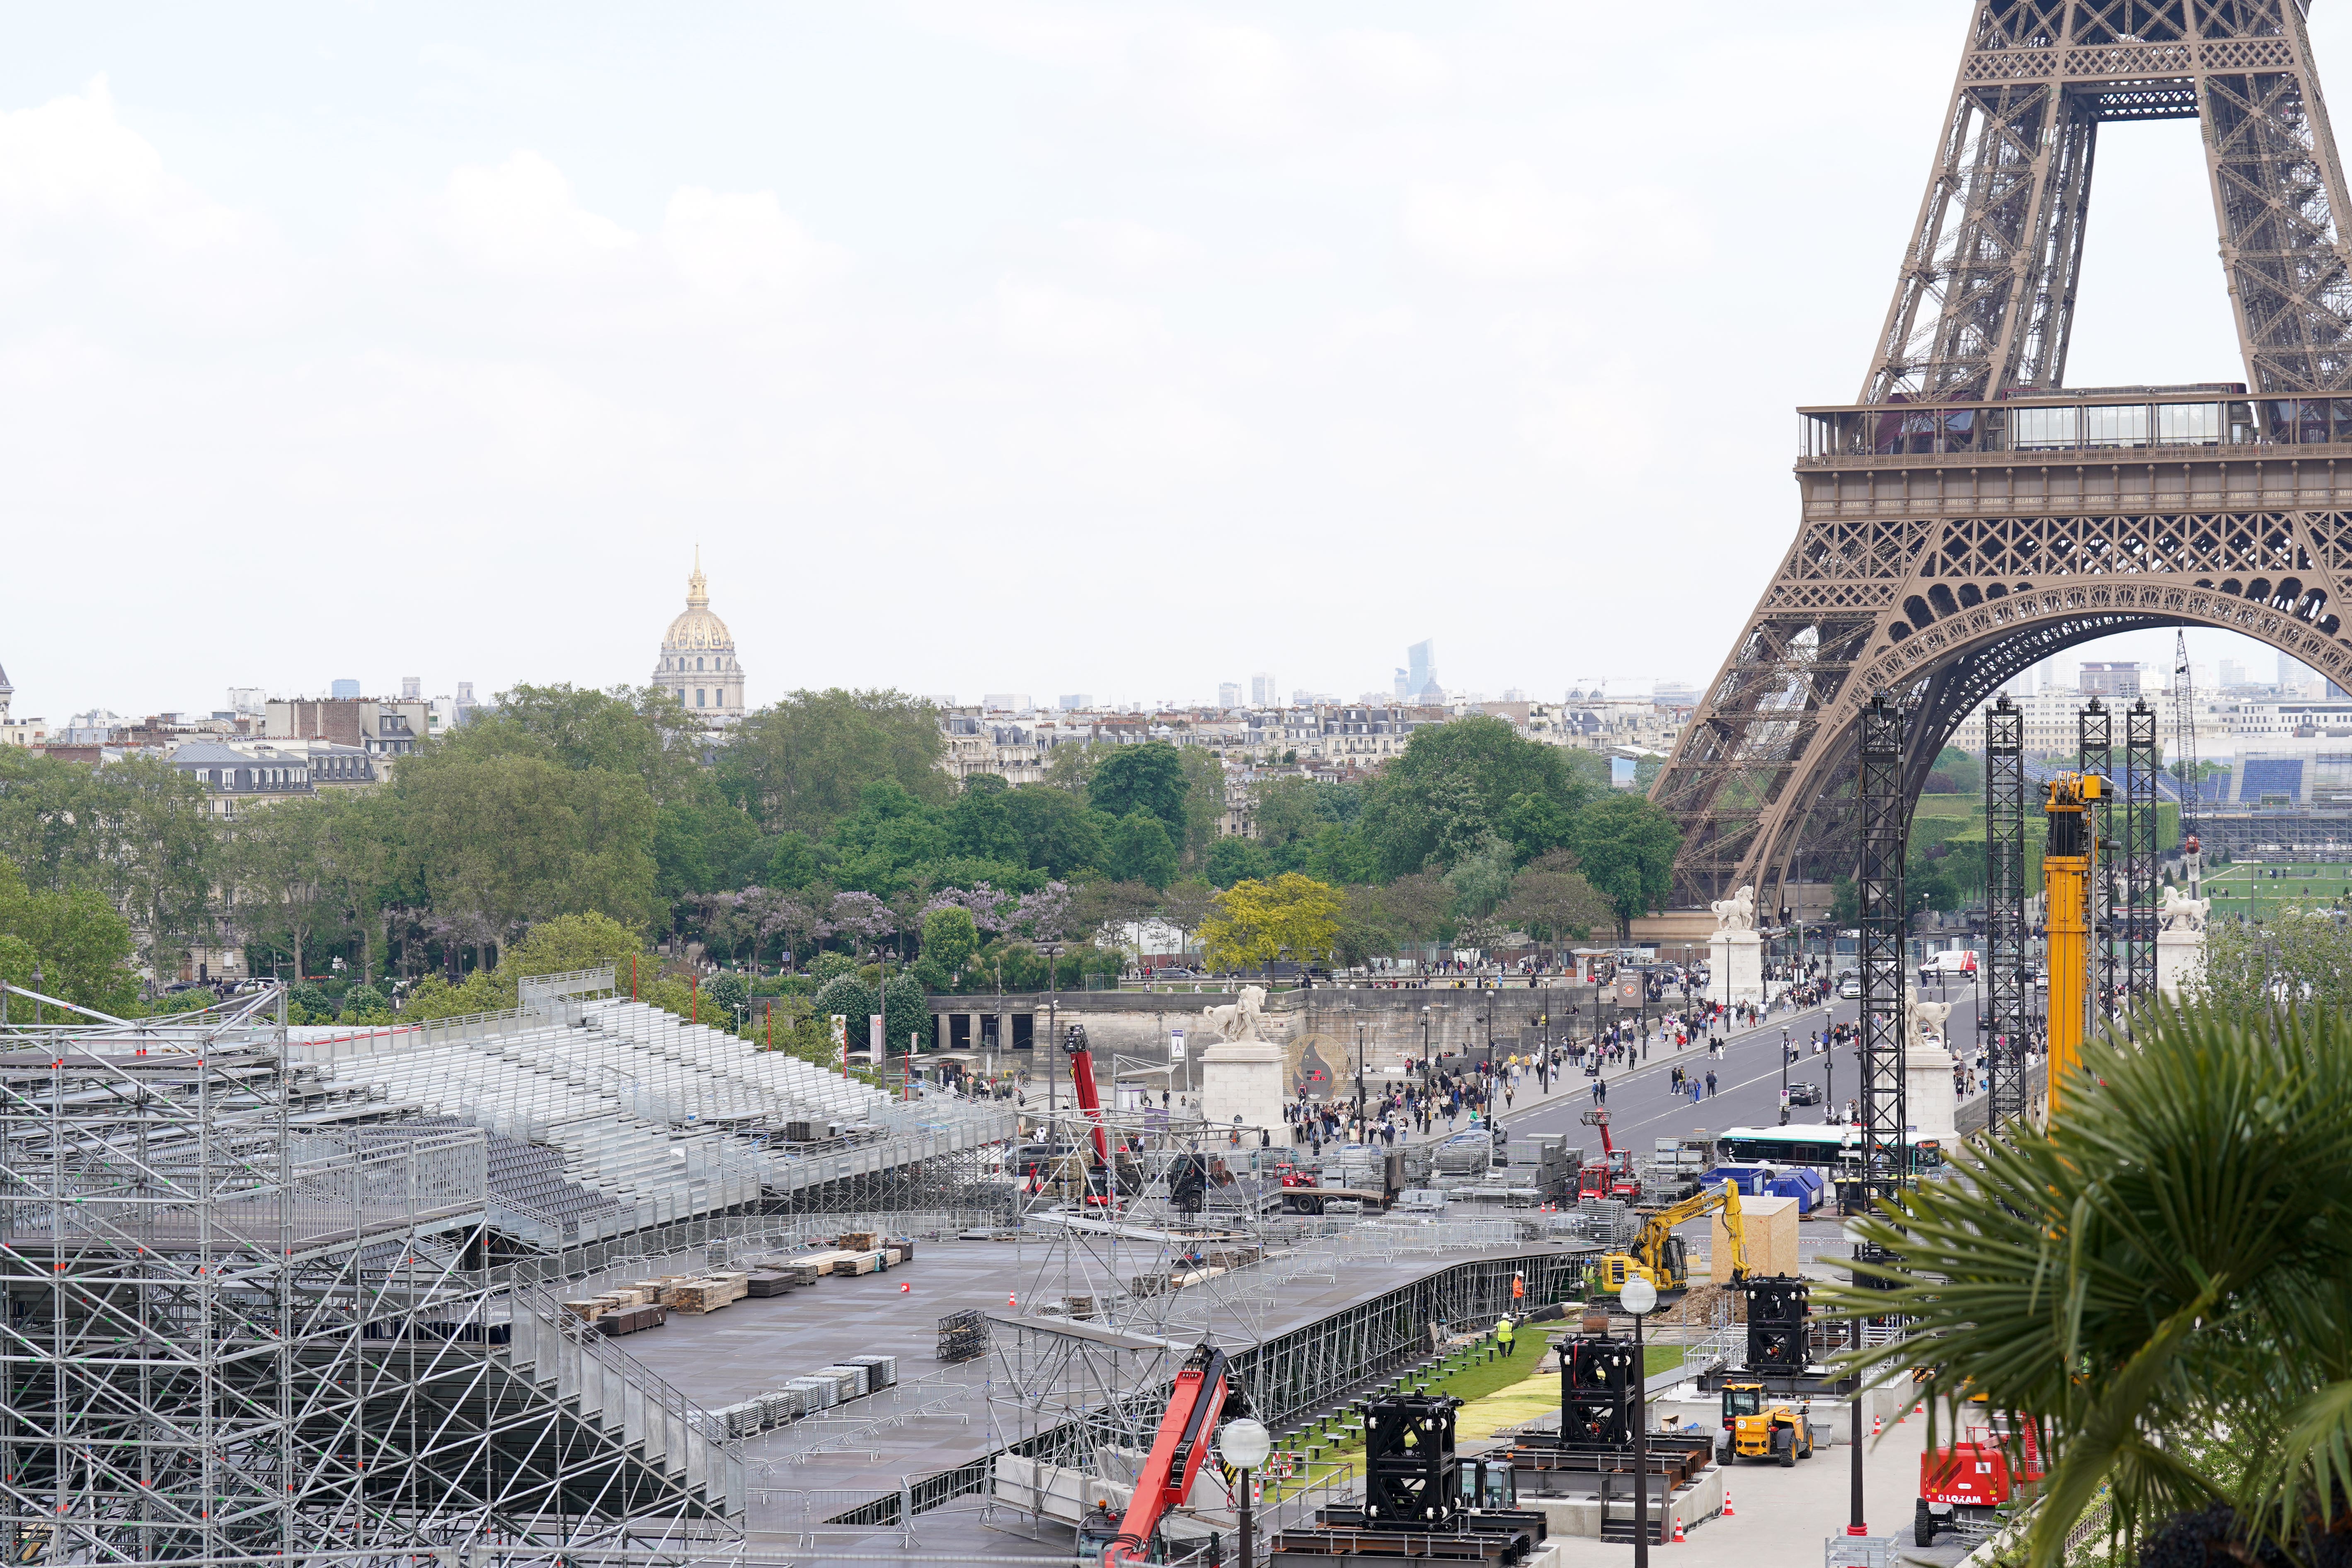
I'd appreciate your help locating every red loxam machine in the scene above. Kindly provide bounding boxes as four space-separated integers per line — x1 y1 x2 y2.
1577 1109 1642 1202
1062 1024 1116 1207
1099 1343 1243 1567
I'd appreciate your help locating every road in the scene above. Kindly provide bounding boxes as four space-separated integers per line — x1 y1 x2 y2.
1478 977 1990 1160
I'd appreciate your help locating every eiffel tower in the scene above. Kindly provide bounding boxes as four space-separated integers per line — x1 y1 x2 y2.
1656 0 2352 907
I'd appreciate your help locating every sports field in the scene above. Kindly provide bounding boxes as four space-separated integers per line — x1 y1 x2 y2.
2200 860 2352 920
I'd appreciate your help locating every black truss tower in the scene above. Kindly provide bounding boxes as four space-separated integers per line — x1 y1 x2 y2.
2078 699 2114 1021
2124 700 2159 1011
1984 695 2028 1137
1858 693 1908 1192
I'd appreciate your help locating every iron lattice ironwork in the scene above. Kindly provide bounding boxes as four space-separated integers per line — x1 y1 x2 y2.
1984 696 2030 1137
1654 0 2352 906
2079 699 2116 1019
1858 694 1909 1193
2125 699 2161 1006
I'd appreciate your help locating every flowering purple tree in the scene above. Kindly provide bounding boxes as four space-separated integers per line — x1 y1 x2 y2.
755 892 833 971
1010 881 1074 942
920 882 1014 935
827 890 896 948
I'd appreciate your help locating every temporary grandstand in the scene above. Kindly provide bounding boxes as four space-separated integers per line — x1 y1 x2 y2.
0 967 1013 1564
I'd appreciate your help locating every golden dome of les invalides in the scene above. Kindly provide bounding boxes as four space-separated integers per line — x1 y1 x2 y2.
651 549 745 727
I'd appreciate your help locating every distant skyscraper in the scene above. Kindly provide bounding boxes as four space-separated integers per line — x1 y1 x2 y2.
984 694 1034 715
1218 682 1242 708
1393 667 1409 700
1250 673 1277 706
2219 659 2248 687
330 679 361 700
401 676 421 701
1407 640 1436 700
1058 694 1092 711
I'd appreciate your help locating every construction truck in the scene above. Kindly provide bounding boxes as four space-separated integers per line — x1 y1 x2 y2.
1718 1382 1816 1467
1577 1109 1643 1202
1917 1404 2043 1545
1596 1178 1746 1295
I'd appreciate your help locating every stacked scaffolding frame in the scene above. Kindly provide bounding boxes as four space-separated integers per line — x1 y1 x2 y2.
1983 696 2029 1139
1857 693 1908 1193
2078 700 2115 1021
0 987 742 1564
2124 700 2161 1012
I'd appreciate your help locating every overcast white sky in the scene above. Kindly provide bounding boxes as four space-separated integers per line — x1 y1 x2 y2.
3 2 2337 718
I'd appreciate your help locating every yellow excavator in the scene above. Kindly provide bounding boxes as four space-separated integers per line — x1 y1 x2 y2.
1596 1179 1747 1295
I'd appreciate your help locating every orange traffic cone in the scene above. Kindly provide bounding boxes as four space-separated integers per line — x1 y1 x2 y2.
1673 1518 1687 1544
1871 1413 1883 1437
900 1282 912 1294
1008 1292 1017 1309
1722 1486 1736 1518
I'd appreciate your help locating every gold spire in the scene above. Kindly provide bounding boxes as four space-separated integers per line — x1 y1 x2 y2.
687 546 708 609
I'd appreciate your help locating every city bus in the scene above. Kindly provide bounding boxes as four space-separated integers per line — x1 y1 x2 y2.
1714 1125 1946 1173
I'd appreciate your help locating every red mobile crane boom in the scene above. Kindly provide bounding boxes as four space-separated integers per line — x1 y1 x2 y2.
1104 1343 1240 1567
1578 1108 1641 1202
1064 1023 1111 1168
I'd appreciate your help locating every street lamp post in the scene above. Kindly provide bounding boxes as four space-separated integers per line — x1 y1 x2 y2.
1218 1416 1271 1568
1621 1275 1660 1565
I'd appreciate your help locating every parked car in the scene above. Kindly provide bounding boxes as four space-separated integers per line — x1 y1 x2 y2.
1788 1082 1824 1108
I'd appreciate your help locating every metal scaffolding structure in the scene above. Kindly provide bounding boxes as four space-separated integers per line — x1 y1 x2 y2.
1651 0 2352 908
2079 699 2116 1019
2124 700 2161 1010
1983 695 2030 1138
0 967 1033 1565
1858 691 1909 1193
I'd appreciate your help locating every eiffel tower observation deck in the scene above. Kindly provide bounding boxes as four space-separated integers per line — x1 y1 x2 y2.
1655 0 2352 907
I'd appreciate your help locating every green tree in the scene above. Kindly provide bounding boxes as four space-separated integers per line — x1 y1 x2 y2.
1105 810 1179 889
1003 785 1103 878
458 683 711 806
0 751 218 979
1332 885 1398 969
0 860 140 1015
882 971 928 1057
1177 745 1227 864
1089 743 1190 842
1829 1003 2352 1568
765 831 824 889
1358 716 1600 877
1829 875 1858 926
1570 792 1681 938
719 689 949 839
1496 850 1616 963
1444 840 1516 923
921 905 980 982
824 780 952 898
395 750 659 960
653 799 766 897
1205 836 1273 888
2192 914 2352 1011
229 798 340 983
810 972 877 1048
1302 822 1382 885
947 778 1025 863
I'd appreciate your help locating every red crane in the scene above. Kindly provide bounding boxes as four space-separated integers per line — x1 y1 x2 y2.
1103 1343 1241 1566
1064 1023 1112 1169
1578 1108 1642 1202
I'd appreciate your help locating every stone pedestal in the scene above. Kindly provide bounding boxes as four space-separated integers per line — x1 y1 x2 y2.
1904 1040 1959 1142
2158 926 2207 999
1707 930 1764 1006
1198 1038 1286 1137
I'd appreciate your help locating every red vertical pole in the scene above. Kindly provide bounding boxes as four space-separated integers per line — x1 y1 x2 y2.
690 972 699 1025
631 954 638 1000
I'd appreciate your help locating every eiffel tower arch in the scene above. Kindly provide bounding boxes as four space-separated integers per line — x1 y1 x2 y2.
1656 0 2352 908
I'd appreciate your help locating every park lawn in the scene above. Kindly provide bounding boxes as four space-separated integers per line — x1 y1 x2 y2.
1456 1343 1688 1442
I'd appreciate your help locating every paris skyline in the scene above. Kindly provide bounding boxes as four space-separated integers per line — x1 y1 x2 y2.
4 3 2344 716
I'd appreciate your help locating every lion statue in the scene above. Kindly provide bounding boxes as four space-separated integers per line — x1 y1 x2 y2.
2160 885 2210 931
1710 885 1756 933
1202 984 1269 1044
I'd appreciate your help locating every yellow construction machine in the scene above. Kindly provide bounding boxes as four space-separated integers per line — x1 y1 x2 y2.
1595 1179 1747 1295
1718 1381 1815 1467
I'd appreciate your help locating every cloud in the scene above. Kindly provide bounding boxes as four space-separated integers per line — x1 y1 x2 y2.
995 279 1164 357
438 150 636 276
1402 164 1589 281
663 187 849 297
1320 30 1452 108
1058 217 1197 276
0 76 242 249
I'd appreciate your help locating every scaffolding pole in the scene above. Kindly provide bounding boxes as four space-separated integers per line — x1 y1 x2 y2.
2124 700 2160 1013
1858 692 1909 1195
1983 695 2029 1138
2078 700 2115 1021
